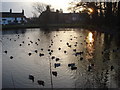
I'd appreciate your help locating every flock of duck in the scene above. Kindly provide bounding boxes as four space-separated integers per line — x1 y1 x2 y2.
2 30 119 87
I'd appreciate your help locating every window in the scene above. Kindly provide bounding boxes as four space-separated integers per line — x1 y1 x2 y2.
8 20 11 23
2 19 6 21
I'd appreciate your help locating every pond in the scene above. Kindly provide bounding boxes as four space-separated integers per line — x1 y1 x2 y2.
1 28 120 88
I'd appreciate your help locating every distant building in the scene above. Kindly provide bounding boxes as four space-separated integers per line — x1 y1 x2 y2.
0 9 27 25
39 8 90 25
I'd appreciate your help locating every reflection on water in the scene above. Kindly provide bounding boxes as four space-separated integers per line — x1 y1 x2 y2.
1 28 120 88
87 32 94 43
86 32 94 61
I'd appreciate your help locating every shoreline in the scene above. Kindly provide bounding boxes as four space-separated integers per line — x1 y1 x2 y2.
1 24 120 35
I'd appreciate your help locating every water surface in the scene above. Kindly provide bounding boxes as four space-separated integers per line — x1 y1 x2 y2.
2 28 120 88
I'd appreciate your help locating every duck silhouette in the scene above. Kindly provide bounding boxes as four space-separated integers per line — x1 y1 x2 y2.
19 44 22 46
111 66 114 71
28 53 32 56
56 58 60 61
71 66 77 70
41 48 43 51
49 52 52 55
35 50 38 53
87 65 92 71
29 74 34 82
4 50 7 54
64 51 67 53
75 52 84 56
37 80 45 86
54 63 61 68
80 57 83 61
52 71 57 77
58 48 61 50
22 41 24 43
51 56 55 60
48 49 50 51
38 39 40 41
39 53 44 57
30 41 33 43
10 56 13 59
68 63 75 67
73 49 76 52
51 50 53 52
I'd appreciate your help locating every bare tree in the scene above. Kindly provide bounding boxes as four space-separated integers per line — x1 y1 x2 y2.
32 2 47 16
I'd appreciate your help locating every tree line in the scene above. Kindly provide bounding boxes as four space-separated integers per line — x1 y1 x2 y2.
68 1 120 26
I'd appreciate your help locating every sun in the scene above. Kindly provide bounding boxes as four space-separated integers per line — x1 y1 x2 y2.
88 8 93 13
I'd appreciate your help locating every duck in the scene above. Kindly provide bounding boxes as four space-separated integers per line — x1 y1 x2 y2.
35 42 38 45
68 45 71 48
4 50 7 54
48 49 50 51
39 53 44 57
80 57 83 61
28 53 32 56
35 50 38 53
68 63 75 67
87 65 92 71
51 50 53 52
37 80 44 86
71 66 77 70
41 48 43 51
51 56 55 60
66 42 69 46
10 56 13 59
30 41 33 43
29 74 34 82
38 39 40 41
73 49 76 52
52 71 57 77
58 48 61 50
49 52 52 55
74 44 77 47
75 51 84 56
22 41 24 43
64 51 67 53
54 63 61 68
111 65 114 71
56 58 60 61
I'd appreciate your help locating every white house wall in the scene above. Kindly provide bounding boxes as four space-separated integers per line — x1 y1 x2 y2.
17 18 21 23
1 17 27 25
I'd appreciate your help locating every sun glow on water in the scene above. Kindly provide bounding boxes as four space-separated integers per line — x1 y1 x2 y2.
88 32 94 43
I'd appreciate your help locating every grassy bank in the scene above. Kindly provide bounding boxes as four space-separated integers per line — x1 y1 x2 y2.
1 23 99 31
2 24 40 30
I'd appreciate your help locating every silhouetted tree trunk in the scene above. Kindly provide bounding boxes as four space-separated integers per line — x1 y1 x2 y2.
105 2 112 24
118 1 120 26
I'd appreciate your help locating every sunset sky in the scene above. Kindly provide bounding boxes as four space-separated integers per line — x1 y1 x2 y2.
1 0 73 17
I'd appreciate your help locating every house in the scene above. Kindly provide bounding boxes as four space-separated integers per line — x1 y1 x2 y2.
0 9 27 25
39 8 90 25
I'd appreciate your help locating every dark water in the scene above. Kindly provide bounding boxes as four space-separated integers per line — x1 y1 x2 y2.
1 28 120 88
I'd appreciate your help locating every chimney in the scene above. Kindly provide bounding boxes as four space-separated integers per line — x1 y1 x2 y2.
10 9 12 13
22 9 24 15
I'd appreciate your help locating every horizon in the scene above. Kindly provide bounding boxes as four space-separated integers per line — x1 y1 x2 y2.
1 1 72 18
